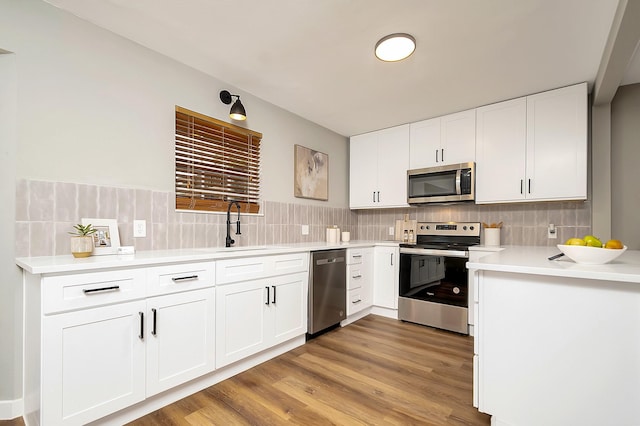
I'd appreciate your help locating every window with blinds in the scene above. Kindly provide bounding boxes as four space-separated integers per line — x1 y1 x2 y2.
175 106 261 213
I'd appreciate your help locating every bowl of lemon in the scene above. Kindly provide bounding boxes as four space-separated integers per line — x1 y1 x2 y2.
557 235 627 265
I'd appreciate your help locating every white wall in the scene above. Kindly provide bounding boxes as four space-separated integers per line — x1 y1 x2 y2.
0 0 348 206
0 52 22 416
611 83 640 249
0 0 348 411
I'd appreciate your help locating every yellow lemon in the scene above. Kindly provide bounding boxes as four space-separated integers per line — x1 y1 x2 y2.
565 238 586 246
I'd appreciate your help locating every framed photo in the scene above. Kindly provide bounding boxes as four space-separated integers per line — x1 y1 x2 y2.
294 144 328 201
81 218 121 255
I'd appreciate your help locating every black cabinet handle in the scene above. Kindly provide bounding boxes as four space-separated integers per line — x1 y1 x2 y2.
83 285 120 294
372 192 375 202
520 179 524 194
391 253 394 266
377 191 380 202
272 285 276 304
436 149 438 163
138 311 144 340
352 299 362 304
352 274 362 279
441 148 444 163
528 179 531 194
151 308 157 336
171 275 198 282
265 286 270 305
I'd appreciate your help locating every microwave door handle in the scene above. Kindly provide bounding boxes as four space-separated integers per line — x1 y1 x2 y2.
455 169 462 195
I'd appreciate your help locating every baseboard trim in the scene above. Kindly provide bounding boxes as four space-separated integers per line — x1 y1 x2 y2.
0 398 23 421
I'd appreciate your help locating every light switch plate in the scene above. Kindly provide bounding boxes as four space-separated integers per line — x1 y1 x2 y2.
133 220 146 238
301 224 309 235
389 226 394 236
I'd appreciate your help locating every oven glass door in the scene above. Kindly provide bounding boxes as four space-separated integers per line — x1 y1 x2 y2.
399 253 468 307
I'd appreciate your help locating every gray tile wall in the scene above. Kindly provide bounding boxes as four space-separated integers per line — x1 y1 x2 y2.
355 201 592 246
15 179 358 257
15 179 591 257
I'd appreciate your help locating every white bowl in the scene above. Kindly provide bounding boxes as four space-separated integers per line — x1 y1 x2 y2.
557 244 627 265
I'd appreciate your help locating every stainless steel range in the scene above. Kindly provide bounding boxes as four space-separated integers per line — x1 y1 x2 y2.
398 222 480 334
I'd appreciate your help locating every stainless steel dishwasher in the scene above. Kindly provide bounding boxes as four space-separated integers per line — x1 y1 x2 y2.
308 249 346 335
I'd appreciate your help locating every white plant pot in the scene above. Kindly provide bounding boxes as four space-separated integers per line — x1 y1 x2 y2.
70 236 94 258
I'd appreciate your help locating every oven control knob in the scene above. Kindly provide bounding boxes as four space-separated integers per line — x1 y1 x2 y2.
470 226 475 230
453 287 461 295
463 226 467 230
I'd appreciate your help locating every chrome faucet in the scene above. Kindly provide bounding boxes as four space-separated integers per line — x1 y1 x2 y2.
225 201 242 247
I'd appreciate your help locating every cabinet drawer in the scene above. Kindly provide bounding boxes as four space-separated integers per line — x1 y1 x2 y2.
347 249 366 265
147 262 215 296
347 264 365 290
42 269 146 314
216 252 309 285
347 288 365 315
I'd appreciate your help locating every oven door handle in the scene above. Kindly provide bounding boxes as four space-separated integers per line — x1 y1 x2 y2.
399 247 469 258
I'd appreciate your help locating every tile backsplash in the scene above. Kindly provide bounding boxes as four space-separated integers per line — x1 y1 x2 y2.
15 179 358 257
15 179 591 257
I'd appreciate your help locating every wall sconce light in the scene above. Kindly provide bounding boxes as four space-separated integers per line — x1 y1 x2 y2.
220 90 247 121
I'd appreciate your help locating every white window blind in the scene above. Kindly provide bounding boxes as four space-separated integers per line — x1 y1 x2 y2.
175 106 261 213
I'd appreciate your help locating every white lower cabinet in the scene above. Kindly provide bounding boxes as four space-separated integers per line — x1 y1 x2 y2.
27 262 217 426
42 301 147 426
373 246 399 309
215 272 308 368
146 288 216 396
346 248 373 315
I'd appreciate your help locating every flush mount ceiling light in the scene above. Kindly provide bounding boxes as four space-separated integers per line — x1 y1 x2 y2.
219 90 247 121
375 33 416 62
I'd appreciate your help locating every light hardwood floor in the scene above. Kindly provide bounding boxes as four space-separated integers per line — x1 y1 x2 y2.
128 315 490 425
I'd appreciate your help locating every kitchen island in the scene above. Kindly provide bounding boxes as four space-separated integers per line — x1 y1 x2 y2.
468 246 640 426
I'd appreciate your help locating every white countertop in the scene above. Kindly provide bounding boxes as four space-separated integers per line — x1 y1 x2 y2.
467 245 640 283
16 240 399 275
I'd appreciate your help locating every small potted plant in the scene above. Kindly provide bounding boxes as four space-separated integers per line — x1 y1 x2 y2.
69 223 96 258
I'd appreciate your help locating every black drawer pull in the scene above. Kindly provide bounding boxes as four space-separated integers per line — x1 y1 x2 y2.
171 275 198 282
265 286 270 305
83 285 120 294
151 308 157 336
139 312 144 340
352 299 362 304
272 285 276 304
352 274 362 279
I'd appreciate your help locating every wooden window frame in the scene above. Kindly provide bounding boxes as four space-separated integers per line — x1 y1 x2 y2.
175 106 261 213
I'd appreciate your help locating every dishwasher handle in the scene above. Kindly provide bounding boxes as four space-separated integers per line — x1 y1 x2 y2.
315 256 345 266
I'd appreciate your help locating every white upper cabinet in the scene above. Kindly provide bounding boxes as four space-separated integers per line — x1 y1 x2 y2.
476 83 587 203
409 109 476 169
350 124 410 209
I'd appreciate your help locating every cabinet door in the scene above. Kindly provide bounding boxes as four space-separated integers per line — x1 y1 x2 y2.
42 301 146 426
349 132 379 208
409 117 441 169
440 109 476 165
146 288 215 396
373 246 399 309
526 83 587 201
376 124 410 207
216 280 269 368
272 272 308 344
475 97 527 203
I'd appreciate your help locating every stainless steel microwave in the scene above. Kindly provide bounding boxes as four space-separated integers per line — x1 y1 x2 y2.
407 162 475 204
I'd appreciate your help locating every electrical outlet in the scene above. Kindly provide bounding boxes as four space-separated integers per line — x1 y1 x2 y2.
548 223 557 239
389 226 394 236
301 224 309 235
133 220 146 238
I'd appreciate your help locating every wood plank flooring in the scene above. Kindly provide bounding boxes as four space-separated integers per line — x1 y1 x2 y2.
128 315 490 425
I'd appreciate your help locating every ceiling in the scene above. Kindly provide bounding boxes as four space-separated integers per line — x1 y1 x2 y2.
45 0 638 137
